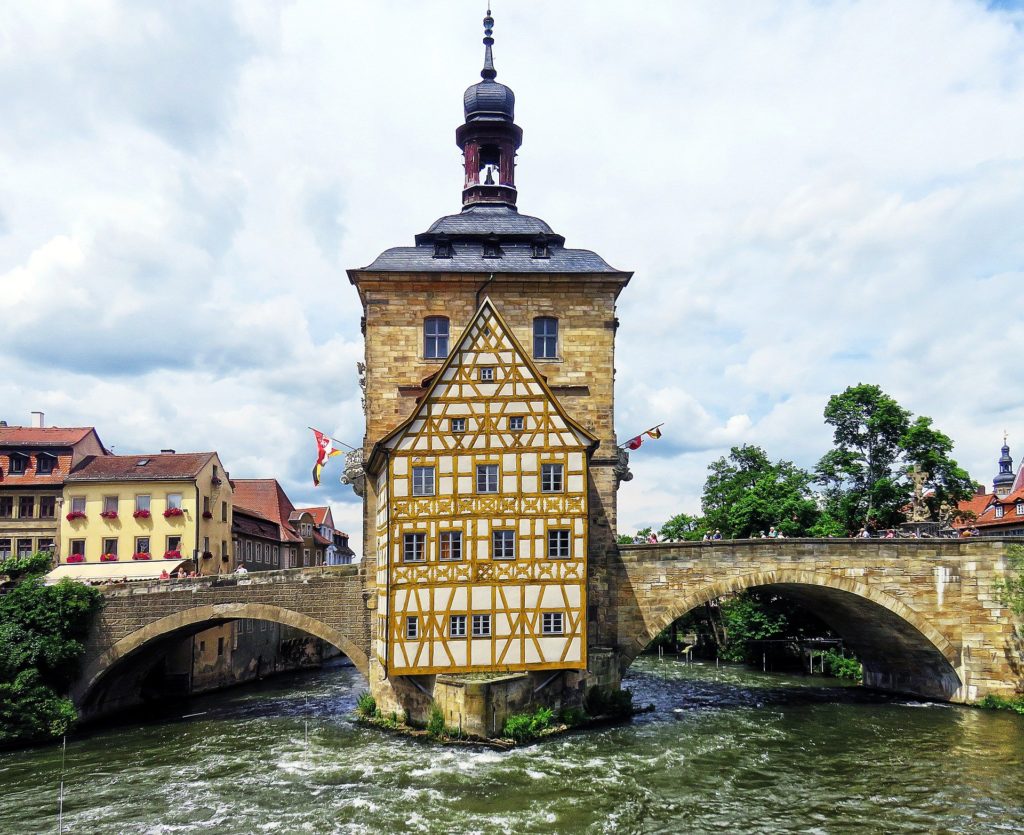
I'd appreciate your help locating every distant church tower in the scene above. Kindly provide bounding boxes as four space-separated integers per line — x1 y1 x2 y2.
347 10 631 724
993 435 1015 498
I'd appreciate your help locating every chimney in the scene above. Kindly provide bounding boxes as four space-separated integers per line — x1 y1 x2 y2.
31 411 44 429
976 484 987 496
0 420 7 427
160 449 176 454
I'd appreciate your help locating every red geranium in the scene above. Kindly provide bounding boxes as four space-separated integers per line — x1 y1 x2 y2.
66 510 86 521
66 553 85 563
133 509 152 519
163 550 182 559
202 511 213 519
131 552 152 560
100 510 118 519
100 553 118 562
163 507 184 518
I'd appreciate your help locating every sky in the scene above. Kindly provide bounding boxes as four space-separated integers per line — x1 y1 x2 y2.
2 0 1023 546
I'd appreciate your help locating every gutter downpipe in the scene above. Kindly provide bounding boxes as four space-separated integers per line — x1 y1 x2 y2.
476 272 495 310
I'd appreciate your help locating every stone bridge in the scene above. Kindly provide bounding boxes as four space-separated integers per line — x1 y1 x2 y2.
75 539 1022 713
73 565 370 713
610 537 1022 702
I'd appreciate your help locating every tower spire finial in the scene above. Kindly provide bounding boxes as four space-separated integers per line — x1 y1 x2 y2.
481 7 497 81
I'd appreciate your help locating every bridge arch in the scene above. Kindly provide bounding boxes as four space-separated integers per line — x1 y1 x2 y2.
620 567 963 701
74 602 369 710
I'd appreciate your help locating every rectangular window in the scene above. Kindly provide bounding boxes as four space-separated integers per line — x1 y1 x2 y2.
222 501 228 522
479 367 494 381
221 540 227 561
18 496 34 518
70 540 85 557
273 546 279 567
533 317 558 359
403 533 426 563
8 453 27 475
0 497 12 518
0 539 10 558
450 418 466 433
439 531 462 561
405 616 419 640
203 536 210 554
70 496 86 514
135 494 150 513
541 463 564 493
424 316 450 359
36 538 54 554
476 464 499 494
245 541 252 558
36 454 55 475
102 495 118 514
1017 503 1024 516
102 538 118 557
542 612 564 635
548 529 571 559
492 530 516 560
449 615 467 638
472 614 491 638
217 637 224 657
16 538 32 557
135 537 150 555
303 548 310 565
167 536 181 553
39 496 56 518
412 466 435 496
203 496 211 515
167 493 182 510
509 416 524 431
996 506 1005 519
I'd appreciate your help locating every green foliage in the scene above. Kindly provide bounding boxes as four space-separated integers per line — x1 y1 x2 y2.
355 691 376 718
659 513 707 542
702 445 819 539
426 703 447 737
822 649 862 681
978 694 1024 715
558 706 589 727
815 384 973 532
583 686 634 718
0 553 102 745
718 593 789 662
502 706 554 741
995 545 1024 620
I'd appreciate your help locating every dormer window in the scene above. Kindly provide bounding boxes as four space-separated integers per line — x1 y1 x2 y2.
8 453 28 475
433 235 453 259
36 453 57 475
995 505 1005 518
531 236 550 259
1017 502 1024 516
482 234 503 259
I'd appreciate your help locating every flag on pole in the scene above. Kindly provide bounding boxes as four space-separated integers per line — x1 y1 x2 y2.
311 428 342 486
625 436 644 450
647 427 662 440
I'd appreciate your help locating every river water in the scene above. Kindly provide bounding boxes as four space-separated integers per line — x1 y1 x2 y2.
2 657 1022 834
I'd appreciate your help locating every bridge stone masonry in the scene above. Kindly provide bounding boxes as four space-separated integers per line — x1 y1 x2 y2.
73 566 371 715
609 538 1023 703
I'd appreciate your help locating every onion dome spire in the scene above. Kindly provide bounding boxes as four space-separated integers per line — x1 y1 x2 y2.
481 8 496 80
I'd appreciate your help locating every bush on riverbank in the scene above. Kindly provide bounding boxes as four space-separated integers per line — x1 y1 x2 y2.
355 691 376 718
822 649 862 681
502 706 554 742
0 553 102 746
978 694 1024 715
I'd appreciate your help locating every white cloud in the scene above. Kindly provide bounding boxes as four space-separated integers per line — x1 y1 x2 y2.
1 0 1022 544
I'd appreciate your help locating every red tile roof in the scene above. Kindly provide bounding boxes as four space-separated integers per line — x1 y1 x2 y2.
297 506 331 526
312 531 332 546
67 453 214 482
957 488 1024 530
0 427 98 447
232 479 301 543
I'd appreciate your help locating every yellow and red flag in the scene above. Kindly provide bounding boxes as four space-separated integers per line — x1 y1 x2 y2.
311 428 342 486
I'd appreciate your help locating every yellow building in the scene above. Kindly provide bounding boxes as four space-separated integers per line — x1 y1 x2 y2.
365 300 595 675
55 452 233 578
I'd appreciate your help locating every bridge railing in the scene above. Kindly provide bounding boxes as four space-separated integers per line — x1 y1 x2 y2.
98 564 360 597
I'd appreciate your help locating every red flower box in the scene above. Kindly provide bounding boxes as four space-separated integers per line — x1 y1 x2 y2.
163 550 182 559
133 509 151 519
202 511 213 519
131 552 152 560
100 553 118 562
66 553 85 563
163 507 184 518
100 510 118 519
66 511 86 521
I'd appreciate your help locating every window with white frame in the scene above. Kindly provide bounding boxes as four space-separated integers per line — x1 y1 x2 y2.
451 418 466 433
492 530 516 560
479 367 494 381
472 614 491 637
541 463 563 493
412 466 435 496
167 493 182 510
1017 503 1024 516
439 531 462 561
548 529 571 559
476 464 499 493
405 615 419 639
403 532 426 562
102 495 118 514
542 612 564 635
449 614 467 638
509 416 524 431
70 496 86 514
996 506 1005 518
135 494 151 513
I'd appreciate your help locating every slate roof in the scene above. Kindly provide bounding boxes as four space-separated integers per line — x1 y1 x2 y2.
67 453 213 482
420 205 556 240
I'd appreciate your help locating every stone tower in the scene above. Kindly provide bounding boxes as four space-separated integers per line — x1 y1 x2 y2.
993 435 1015 498
346 10 631 731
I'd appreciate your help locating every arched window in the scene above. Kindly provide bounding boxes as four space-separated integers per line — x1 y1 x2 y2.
533 317 558 359
424 316 450 359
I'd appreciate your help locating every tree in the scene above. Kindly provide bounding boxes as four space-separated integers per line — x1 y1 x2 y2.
701 445 819 539
0 553 102 745
659 513 706 542
815 384 974 532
